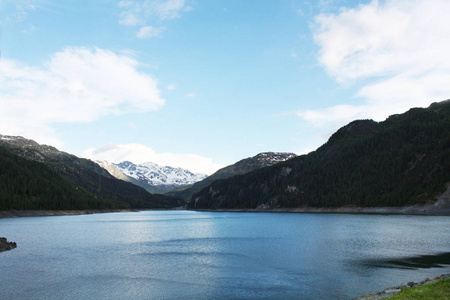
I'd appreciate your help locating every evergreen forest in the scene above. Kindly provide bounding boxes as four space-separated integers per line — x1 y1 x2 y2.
0 143 184 210
190 100 450 209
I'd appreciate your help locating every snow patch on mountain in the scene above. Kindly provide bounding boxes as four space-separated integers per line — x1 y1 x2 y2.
115 161 207 187
0 135 18 141
0 134 39 148
253 152 297 165
96 161 131 182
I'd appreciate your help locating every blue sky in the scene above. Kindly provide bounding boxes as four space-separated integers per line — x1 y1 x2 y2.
1 0 450 174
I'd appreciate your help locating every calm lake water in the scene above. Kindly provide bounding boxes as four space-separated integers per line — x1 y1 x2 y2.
1 211 450 299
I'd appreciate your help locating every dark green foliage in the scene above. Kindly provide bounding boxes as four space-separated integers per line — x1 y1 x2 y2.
0 146 114 210
0 139 185 210
190 100 450 209
39 157 184 209
169 152 296 200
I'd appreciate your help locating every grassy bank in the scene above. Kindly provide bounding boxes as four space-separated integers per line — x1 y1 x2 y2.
356 275 450 299
387 277 450 299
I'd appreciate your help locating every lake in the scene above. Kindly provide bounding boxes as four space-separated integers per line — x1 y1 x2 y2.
1 211 450 299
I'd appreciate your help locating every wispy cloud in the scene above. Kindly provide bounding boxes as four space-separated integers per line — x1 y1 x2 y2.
118 0 192 37
186 92 196 98
0 0 36 23
300 0 450 129
82 143 224 175
137 25 165 39
0 47 164 146
166 83 176 90
21 25 36 34
128 121 139 132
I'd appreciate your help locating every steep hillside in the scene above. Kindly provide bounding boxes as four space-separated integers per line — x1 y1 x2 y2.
0 136 184 209
190 100 450 210
0 146 114 210
170 152 296 200
96 160 132 182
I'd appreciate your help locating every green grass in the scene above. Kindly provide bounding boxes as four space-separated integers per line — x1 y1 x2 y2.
388 278 450 299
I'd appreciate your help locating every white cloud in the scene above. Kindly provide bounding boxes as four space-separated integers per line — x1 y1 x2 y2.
357 72 450 106
0 47 164 146
186 92 196 98
118 1 134 8
119 11 143 26
301 0 450 128
128 121 139 132
298 104 371 125
166 83 176 90
154 0 187 19
1 1 36 23
22 25 36 34
137 25 165 39
119 0 190 26
82 143 224 175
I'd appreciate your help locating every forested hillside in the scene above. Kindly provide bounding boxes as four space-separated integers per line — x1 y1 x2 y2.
169 152 296 200
0 137 184 210
0 146 115 210
190 100 450 209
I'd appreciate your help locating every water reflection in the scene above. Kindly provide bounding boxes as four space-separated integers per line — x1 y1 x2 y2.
358 252 450 269
1 211 450 299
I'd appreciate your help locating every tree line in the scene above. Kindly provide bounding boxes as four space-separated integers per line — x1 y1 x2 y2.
190 101 450 209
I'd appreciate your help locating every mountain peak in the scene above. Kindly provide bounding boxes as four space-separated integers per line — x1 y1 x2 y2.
253 152 297 161
110 161 207 194
169 151 297 200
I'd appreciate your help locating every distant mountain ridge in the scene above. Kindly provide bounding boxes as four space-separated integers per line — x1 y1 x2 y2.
169 152 297 200
103 161 207 194
189 100 450 211
0 135 184 209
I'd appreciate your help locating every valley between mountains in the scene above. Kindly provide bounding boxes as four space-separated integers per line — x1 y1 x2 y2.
1 100 449 215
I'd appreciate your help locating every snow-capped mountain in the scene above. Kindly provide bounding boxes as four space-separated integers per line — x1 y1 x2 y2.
97 161 208 194
96 161 131 182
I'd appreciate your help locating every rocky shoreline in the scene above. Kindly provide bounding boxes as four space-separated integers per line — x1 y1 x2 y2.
0 237 17 251
192 185 450 216
0 209 137 219
354 273 450 299
192 192 450 216
1 186 449 218
193 206 450 215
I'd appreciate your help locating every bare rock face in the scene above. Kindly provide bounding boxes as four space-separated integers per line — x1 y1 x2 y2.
0 237 17 251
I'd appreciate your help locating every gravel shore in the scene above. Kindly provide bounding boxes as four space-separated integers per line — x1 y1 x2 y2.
0 209 136 219
354 274 450 299
193 186 450 216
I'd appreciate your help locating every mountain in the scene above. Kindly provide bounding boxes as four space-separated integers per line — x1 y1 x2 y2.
96 160 132 182
189 100 450 210
0 145 113 210
110 161 207 194
169 152 297 200
0 135 185 209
